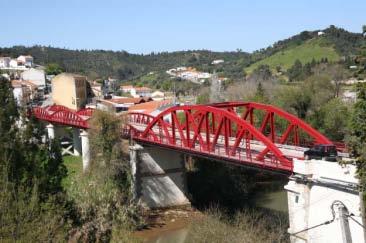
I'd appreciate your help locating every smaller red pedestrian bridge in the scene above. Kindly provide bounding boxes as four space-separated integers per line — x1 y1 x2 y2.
32 102 340 174
32 105 93 129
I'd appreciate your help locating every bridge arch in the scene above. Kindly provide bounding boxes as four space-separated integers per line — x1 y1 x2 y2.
32 105 91 129
129 105 293 172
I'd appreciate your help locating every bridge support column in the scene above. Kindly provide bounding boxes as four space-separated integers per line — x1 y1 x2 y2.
285 159 365 243
80 130 90 172
129 143 190 208
46 124 55 140
72 128 82 156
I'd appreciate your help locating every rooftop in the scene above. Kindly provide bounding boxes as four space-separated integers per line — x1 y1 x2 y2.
128 99 173 114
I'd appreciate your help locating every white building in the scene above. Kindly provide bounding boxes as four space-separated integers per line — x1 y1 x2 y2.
212 59 224 65
0 57 11 68
21 68 46 87
131 87 152 98
9 59 18 68
17 55 34 67
120 85 134 93
151 90 165 101
318 31 325 36
166 66 212 83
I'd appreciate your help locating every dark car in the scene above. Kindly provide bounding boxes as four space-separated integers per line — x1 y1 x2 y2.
304 144 338 161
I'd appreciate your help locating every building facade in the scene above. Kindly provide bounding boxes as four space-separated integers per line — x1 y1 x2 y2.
21 68 46 87
51 73 87 110
17 55 34 67
0 57 11 68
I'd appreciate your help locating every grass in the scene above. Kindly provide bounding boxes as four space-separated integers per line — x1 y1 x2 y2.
62 155 82 191
246 37 340 73
186 208 289 243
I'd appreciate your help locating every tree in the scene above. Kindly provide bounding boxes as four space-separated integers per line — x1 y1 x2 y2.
196 91 210 104
363 25 366 36
45 63 63 75
253 82 268 103
348 83 366 158
274 84 312 119
347 83 366 219
250 65 273 82
0 76 69 241
317 98 350 141
287 59 303 81
68 110 142 240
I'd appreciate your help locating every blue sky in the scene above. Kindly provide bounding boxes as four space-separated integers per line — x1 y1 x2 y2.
2 0 365 54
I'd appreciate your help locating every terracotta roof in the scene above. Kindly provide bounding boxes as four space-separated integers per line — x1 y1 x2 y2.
11 80 38 90
121 85 134 89
106 97 147 105
11 80 22 88
134 87 152 91
22 80 39 88
128 99 173 114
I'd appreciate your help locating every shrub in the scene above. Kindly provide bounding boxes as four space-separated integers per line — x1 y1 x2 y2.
186 207 289 243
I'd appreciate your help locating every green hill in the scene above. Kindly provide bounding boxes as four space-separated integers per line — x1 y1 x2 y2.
0 26 363 82
245 37 340 73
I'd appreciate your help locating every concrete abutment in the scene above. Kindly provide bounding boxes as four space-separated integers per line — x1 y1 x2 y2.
129 143 190 209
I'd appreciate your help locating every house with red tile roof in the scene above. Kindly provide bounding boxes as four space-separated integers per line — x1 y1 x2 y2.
96 97 153 114
128 99 174 115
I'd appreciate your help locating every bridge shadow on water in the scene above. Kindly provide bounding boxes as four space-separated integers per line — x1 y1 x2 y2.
186 156 289 218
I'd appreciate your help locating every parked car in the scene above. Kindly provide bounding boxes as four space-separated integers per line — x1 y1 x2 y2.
304 144 338 161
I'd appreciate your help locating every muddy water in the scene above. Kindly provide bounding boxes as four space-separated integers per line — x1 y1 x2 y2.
145 227 189 243
251 189 288 213
135 188 288 242
133 210 197 243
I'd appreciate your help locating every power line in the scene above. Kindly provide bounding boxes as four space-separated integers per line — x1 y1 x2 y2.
289 200 364 236
289 219 335 236
348 214 366 230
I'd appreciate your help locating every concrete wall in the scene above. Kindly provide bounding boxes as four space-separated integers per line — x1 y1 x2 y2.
130 144 190 208
285 159 364 243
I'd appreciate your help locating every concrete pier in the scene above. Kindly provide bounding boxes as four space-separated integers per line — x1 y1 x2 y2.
72 128 82 156
285 159 364 243
129 144 190 208
46 123 55 140
80 129 90 172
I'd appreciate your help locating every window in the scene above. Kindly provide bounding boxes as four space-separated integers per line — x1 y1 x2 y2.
295 195 299 203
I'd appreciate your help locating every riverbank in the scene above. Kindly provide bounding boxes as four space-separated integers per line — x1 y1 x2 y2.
133 205 289 243
134 208 202 242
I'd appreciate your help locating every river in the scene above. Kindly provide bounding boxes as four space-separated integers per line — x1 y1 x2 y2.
135 187 288 242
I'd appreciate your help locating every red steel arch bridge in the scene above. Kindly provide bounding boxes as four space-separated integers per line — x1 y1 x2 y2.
32 102 342 174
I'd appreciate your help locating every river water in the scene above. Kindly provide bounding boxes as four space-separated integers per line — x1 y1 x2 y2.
136 187 288 242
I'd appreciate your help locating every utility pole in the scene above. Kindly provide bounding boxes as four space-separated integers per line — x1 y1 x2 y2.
210 70 222 102
173 78 177 105
339 205 353 243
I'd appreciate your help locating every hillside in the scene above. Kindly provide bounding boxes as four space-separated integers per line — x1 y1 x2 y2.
245 37 340 73
0 46 250 81
245 26 364 74
0 26 363 81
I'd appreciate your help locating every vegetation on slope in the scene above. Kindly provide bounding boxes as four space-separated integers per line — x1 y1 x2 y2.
245 37 340 73
0 26 363 83
186 208 288 243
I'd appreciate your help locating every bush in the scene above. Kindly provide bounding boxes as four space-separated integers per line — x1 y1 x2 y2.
65 110 144 241
0 182 70 242
186 207 289 243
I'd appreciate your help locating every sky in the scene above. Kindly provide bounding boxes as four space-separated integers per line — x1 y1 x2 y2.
1 0 365 54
